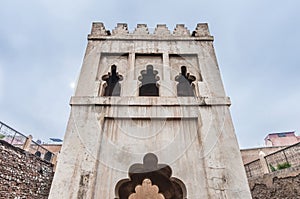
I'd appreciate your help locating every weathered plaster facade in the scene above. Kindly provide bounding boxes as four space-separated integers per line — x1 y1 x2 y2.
49 23 251 198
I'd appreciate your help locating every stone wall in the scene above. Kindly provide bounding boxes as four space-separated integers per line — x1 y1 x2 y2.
0 140 54 199
249 166 300 198
240 146 285 164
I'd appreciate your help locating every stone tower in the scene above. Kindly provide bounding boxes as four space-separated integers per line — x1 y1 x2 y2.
49 22 252 198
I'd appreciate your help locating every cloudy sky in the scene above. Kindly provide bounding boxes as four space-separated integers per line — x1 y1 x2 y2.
0 0 299 148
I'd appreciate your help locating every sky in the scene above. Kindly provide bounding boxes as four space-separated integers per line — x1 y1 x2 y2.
0 0 299 149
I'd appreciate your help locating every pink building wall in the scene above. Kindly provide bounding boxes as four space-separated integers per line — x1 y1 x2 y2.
264 132 300 146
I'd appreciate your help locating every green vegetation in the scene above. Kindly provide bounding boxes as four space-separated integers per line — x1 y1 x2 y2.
269 162 291 172
0 134 5 139
277 162 291 170
269 164 276 172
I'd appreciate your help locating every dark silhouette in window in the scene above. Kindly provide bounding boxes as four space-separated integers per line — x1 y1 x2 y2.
115 153 187 199
138 65 160 96
44 151 52 162
35 151 41 157
102 65 123 96
175 66 196 96
38 167 43 174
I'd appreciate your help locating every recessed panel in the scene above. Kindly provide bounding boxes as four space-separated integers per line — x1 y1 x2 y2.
97 53 129 81
169 54 202 81
135 54 163 80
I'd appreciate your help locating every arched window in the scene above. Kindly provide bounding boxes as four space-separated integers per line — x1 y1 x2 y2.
35 151 41 157
102 65 123 96
175 66 196 96
138 65 160 96
44 151 53 162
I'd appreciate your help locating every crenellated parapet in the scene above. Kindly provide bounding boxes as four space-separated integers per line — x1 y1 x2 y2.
88 22 213 40
133 24 150 35
173 24 190 36
192 23 210 37
153 24 171 35
90 22 110 36
112 23 129 35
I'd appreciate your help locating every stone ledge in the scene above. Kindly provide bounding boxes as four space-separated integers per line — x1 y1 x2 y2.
70 96 231 106
88 35 214 41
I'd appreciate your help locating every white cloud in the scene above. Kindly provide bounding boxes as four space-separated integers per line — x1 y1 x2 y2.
69 82 76 90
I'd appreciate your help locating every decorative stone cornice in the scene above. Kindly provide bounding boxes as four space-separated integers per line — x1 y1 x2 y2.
192 23 210 37
133 24 150 35
173 24 190 36
90 22 110 36
88 22 213 41
70 96 231 106
112 23 129 35
153 24 171 35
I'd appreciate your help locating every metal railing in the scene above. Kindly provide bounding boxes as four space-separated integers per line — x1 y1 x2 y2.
265 142 300 172
244 142 300 178
0 121 27 147
0 121 56 163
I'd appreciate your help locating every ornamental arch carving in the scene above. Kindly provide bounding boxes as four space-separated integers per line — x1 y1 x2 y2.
115 153 187 199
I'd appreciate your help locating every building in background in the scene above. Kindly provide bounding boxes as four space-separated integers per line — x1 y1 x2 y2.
265 131 300 147
241 131 300 165
0 121 61 166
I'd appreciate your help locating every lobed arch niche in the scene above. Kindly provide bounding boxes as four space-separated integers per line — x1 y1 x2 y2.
175 66 196 96
101 65 123 96
138 65 160 96
115 153 187 199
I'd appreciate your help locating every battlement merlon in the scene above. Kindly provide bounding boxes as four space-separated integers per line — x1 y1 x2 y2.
88 22 214 41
